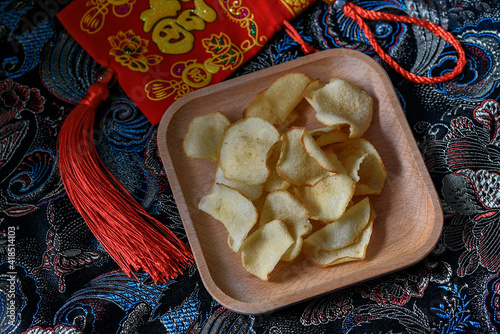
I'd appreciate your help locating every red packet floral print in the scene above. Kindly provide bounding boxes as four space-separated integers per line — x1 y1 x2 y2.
57 0 316 125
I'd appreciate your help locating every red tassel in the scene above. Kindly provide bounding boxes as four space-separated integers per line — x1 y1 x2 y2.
57 67 194 283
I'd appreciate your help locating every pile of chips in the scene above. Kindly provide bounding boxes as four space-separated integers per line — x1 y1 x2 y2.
182 73 386 281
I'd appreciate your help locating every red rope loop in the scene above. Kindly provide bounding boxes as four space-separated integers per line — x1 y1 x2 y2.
342 2 466 84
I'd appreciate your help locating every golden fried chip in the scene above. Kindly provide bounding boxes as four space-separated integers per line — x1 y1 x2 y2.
310 78 373 138
352 138 386 195
332 138 386 195
214 167 263 201
263 142 291 192
303 128 345 172
303 79 326 105
198 183 258 252
294 172 355 222
322 150 347 175
277 127 342 186
326 144 366 182
252 192 267 216
241 219 294 281
304 197 372 250
218 117 280 185
243 90 276 124
310 127 350 147
259 190 312 261
283 110 300 127
303 221 374 267
264 72 312 124
243 90 300 131
182 111 231 161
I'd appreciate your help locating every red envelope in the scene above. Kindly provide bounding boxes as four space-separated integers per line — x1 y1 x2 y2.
57 0 316 125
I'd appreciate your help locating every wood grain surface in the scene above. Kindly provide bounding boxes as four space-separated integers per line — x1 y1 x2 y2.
157 49 443 314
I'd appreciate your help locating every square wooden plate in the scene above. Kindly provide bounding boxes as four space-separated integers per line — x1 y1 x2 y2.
157 49 443 315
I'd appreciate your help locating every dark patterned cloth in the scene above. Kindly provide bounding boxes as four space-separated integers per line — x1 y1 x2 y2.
1 0 500 333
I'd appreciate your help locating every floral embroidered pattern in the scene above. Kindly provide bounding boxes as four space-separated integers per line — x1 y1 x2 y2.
357 260 452 305
219 0 267 51
32 230 102 292
430 284 481 332
301 293 353 326
417 99 500 276
108 30 163 72
0 79 50 214
7 0 500 332
22 324 83 334
202 33 244 72
0 79 44 123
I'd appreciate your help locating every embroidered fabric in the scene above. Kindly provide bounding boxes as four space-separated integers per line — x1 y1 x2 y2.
57 0 315 125
2 0 500 333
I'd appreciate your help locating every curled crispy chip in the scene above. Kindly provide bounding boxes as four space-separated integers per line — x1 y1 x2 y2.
303 79 325 105
218 117 279 185
294 172 355 222
303 220 374 267
182 111 231 161
322 150 347 175
243 90 275 122
330 138 386 195
244 90 300 129
277 127 342 186
264 72 312 124
214 167 263 201
263 142 291 192
325 144 366 182
310 78 373 138
282 110 300 127
252 192 267 216
351 138 386 195
259 190 312 261
241 219 294 281
198 183 258 252
304 197 372 250
310 127 350 147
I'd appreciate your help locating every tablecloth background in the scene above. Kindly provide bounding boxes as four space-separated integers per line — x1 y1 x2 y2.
2 0 500 333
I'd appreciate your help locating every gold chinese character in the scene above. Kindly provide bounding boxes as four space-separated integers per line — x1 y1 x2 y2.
140 0 217 55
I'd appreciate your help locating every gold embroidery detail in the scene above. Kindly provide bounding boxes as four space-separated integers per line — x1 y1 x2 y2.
219 0 266 51
145 59 212 100
145 79 189 101
145 0 265 101
108 30 163 72
279 0 312 16
182 62 213 87
80 0 135 34
140 0 217 55
202 33 244 71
